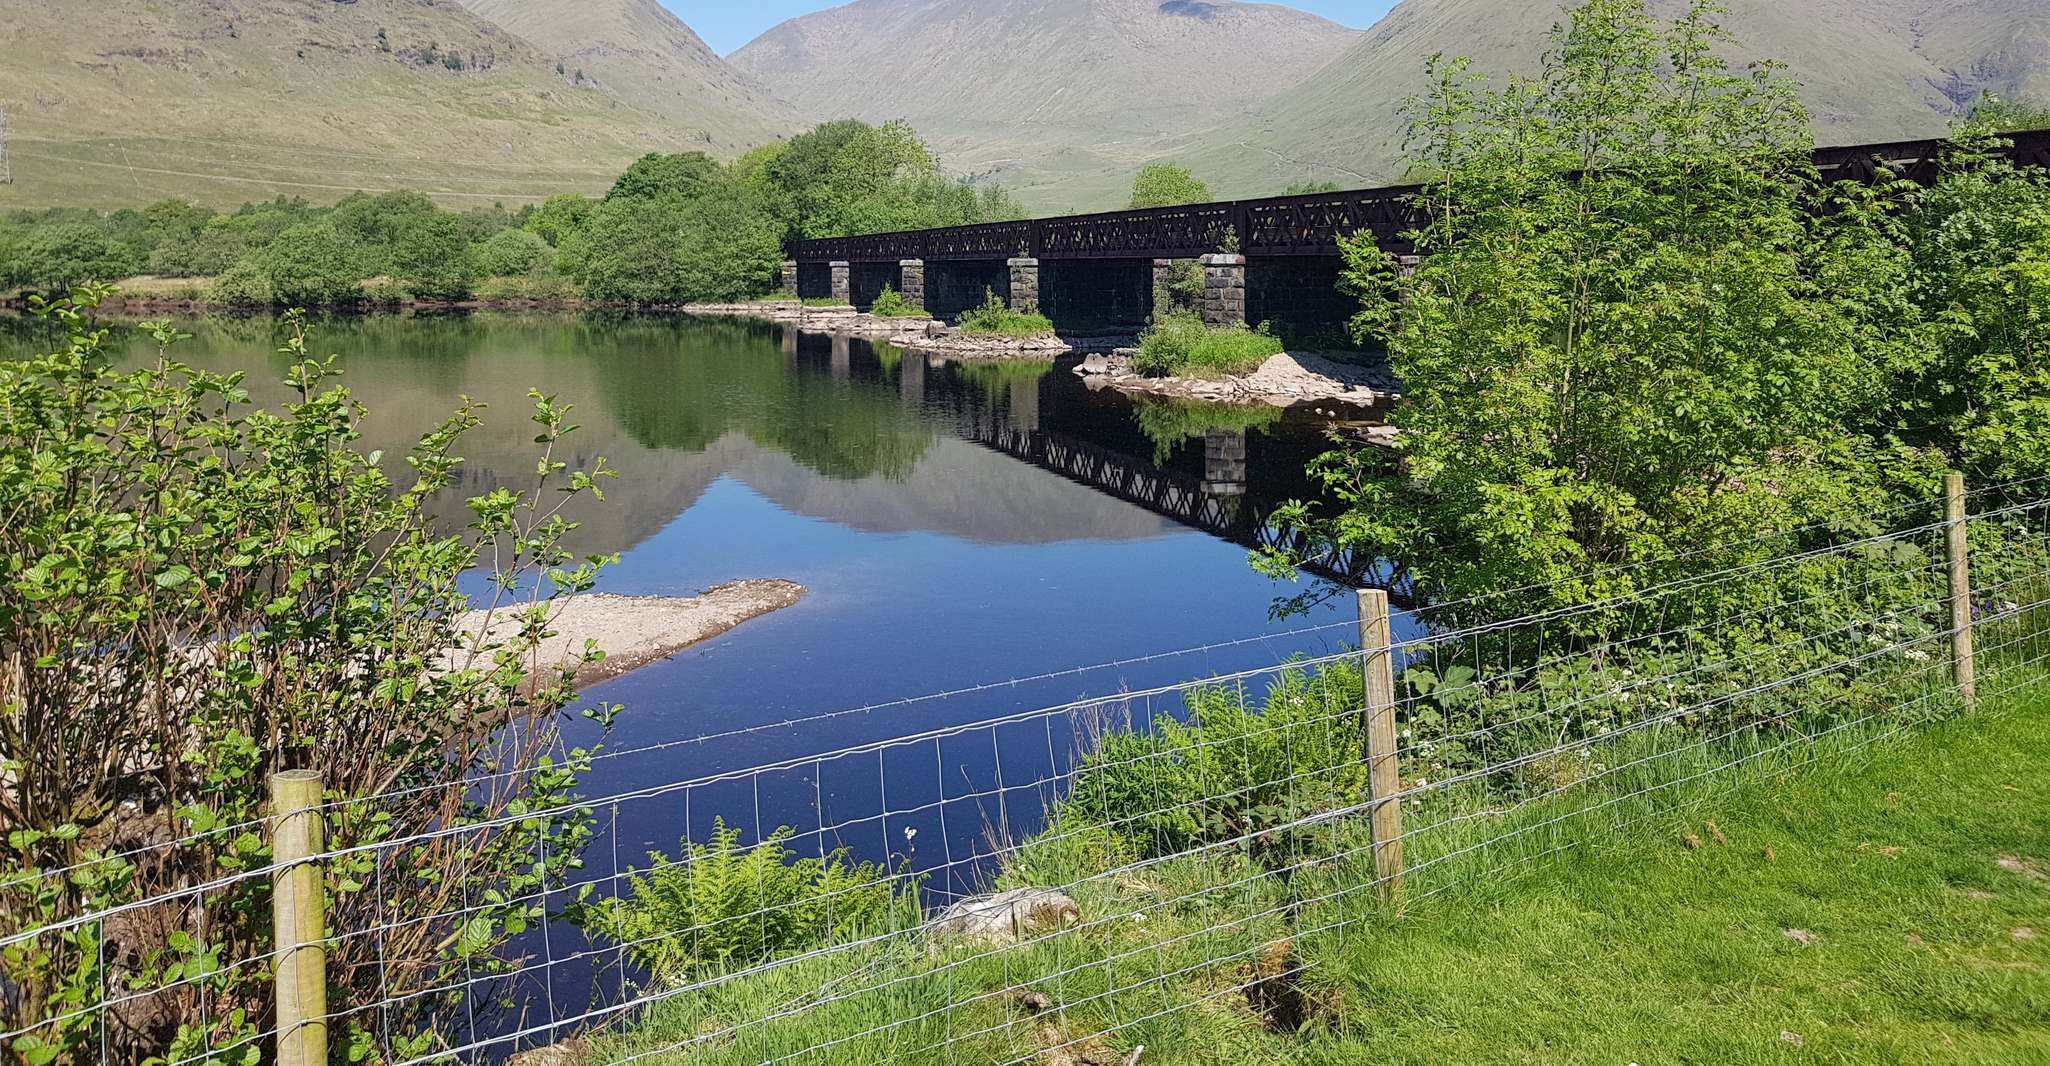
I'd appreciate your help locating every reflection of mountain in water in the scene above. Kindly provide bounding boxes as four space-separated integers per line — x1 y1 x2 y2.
0 312 1210 555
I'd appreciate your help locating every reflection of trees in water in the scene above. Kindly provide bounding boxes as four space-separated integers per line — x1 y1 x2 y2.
572 314 937 483
951 358 1054 401
1131 397 1284 466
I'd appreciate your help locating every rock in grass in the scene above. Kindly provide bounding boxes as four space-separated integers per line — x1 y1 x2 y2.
508 1039 589 1066
929 888 1081 946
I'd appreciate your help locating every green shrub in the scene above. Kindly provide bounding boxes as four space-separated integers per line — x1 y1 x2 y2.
868 284 926 319
1152 258 1204 319
1132 311 1284 377
391 213 476 301
11 223 143 293
0 296 620 1062
207 257 272 307
1061 663 1367 859
956 288 1054 337
262 222 365 306
589 819 898 984
1130 164 1212 209
472 228 553 278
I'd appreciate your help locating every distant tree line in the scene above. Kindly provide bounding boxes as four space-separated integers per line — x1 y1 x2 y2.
0 119 1024 307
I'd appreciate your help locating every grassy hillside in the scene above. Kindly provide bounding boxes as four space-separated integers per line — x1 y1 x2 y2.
1179 0 2050 199
728 0 1363 212
0 0 783 210
455 0 800 148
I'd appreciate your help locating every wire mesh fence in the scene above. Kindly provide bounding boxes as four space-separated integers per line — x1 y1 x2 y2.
5 481 2050 1065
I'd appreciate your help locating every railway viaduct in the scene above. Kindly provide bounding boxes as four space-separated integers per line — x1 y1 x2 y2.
784 130 2050 340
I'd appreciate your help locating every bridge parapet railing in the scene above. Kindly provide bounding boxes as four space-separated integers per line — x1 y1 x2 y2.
1243 185 1427 257
1036 201 1240 260
929 219 1034 260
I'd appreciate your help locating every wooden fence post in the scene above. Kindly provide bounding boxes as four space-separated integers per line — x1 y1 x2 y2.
271 770 328 1066
1946 472 1978 710
1357 589 1405 904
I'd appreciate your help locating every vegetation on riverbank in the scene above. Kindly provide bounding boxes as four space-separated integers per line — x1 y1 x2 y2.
867 285 930 319
0 119 1022 310
1133 311 1286 378
956 290 1055 338
1266 0 2050 622
0 293 625 1063
592 576 2050 1065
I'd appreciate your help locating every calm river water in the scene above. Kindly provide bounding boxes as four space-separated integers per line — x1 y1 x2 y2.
2 310 1386 1038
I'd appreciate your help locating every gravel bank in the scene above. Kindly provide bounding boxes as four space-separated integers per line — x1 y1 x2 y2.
1075 350 1401 411
453 580 806 687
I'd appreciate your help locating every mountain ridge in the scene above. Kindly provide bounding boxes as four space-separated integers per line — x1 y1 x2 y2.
0 0 793 210
729 0 1365 209
1175 0 2050 200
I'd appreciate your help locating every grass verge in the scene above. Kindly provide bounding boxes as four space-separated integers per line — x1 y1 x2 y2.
594 648 2050 1066
1298 679 2050 1065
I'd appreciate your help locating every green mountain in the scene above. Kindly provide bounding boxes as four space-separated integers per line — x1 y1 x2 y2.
454 0 799 146
0 0 790 210
1177 0 2050 199
728 0 1365 211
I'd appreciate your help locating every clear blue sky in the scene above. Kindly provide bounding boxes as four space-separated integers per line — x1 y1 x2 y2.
667 1 1403 56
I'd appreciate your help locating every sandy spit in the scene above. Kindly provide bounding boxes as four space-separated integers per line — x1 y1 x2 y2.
453 580 806 687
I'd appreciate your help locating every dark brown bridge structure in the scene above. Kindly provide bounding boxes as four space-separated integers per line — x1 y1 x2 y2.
785 130 2050 338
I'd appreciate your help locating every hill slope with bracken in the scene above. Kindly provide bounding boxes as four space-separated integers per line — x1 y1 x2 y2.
728 0 1364 211
455 0 800 148
0 0 789 210
1177 0 2050 198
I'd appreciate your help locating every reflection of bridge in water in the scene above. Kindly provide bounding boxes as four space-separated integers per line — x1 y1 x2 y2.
788 328 1393 591
956 409 1383 590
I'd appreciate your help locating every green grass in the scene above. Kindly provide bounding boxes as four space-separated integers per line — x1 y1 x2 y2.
868 286 930 319
596 665 2050 1065
957 290 1055 338
1294 689 2050 1065
1134 312 1286 378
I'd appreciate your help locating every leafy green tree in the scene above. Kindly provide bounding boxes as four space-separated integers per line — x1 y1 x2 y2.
0 221 22 291
473 227 554 278
762 119 1016 240
0 296 621 1063
559 196 693 304
1969 92 2050 133
1283 180 1344 195
1279 0 1929 610
1892 128 2050 483
135 199 219 276
671 182 788 302
330 190 441 275
608 151 722 202
1129 164 1211 209
262 221 366 305
12 223 141 292
391 212 477 300
523 193 594 247
459 203 518 243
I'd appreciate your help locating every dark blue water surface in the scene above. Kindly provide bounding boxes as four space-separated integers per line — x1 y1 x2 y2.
2 310 1394 1040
